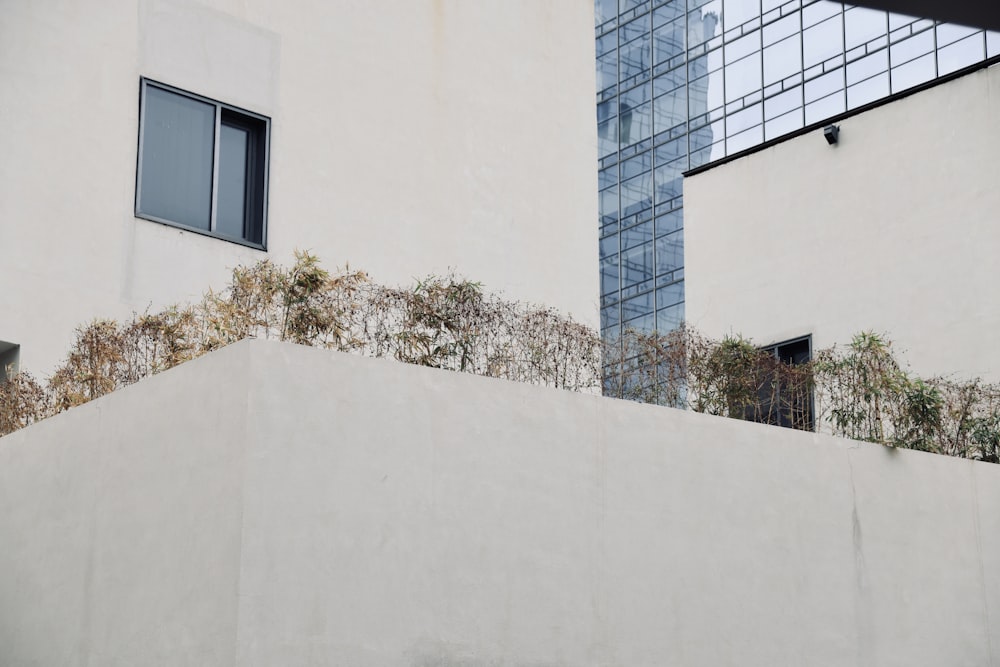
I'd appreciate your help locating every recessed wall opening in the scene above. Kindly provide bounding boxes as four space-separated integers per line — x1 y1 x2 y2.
753 335 814 431
0 341 20 382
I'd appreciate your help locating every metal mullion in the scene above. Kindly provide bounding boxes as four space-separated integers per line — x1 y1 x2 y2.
648 2 658 239
135 80 148 216
614 7 624 318
839 2 846 109
931 18 939 79
798 3 805 127
720 21 728 156
210 105 221 232
885 9 894 95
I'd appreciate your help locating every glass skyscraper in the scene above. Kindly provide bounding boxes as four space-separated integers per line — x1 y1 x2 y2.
596 0 1000 342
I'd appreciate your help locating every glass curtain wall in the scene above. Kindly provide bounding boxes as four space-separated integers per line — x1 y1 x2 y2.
597 0 1000 343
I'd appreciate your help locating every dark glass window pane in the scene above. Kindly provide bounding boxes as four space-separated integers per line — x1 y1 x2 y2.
622 219 653 249
597 32 616 57
139 86 215 230
656 281 684 309
600 185 619 223
654 18 685 64
598 117 619 157
655 230 683 275
621 172 652 215
217 124 249 239
654 160 684 204
621 242 655 287
621 0 647 15
621 151 652 180
599 165 617 190
620 14 650 44
688 6 721 47
595 0 617 26
600 234 620 260
656 209 683 235
619 99 652 147
601 304 621 330
653 65 687 95
654 86 687 134
601 255 620 296
597 51 619 92
620 34 651 79
653 2 684 26
654 136 686 166
622 291 654 322
657 301 685 331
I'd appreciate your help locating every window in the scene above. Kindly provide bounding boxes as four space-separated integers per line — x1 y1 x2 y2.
752 335 814 431
0 341 19 382
136 79 269 248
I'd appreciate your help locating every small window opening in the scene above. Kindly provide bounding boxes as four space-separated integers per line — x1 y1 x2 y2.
752 335 814 431
135 78 269 248
0 342 20 383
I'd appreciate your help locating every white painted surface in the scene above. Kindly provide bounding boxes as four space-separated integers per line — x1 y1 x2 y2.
1 339 997 666
684 63 1000 381
0 0 599 376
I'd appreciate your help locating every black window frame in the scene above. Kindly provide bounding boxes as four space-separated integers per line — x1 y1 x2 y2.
135 78 270 250
755 334 815 431
0 341 19 383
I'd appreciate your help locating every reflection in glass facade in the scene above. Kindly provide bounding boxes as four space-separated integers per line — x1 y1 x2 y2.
596 0 1000 341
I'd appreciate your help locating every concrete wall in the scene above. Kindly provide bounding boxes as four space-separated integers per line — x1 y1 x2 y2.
684 63 1000 381
1 339 998 666
0 0 598 375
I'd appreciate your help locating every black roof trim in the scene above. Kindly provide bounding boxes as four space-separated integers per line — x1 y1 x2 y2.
684 55 1000 178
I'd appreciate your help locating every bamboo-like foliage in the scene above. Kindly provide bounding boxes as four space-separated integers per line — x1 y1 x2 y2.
603 325 814 431
813 332 1000 462
0 252 601 436
0 369 49 435
1 254 998 465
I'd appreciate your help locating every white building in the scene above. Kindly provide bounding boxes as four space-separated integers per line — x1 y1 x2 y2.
3 4 1000 665
0 0 600 377
684 61 1000 382
3 337 1000 666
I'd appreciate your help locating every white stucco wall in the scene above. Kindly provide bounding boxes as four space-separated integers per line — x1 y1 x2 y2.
2 340 998 666
0 0 598 376
684 63 1000 381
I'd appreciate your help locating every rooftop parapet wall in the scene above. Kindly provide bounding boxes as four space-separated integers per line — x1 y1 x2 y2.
1 340 998 666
